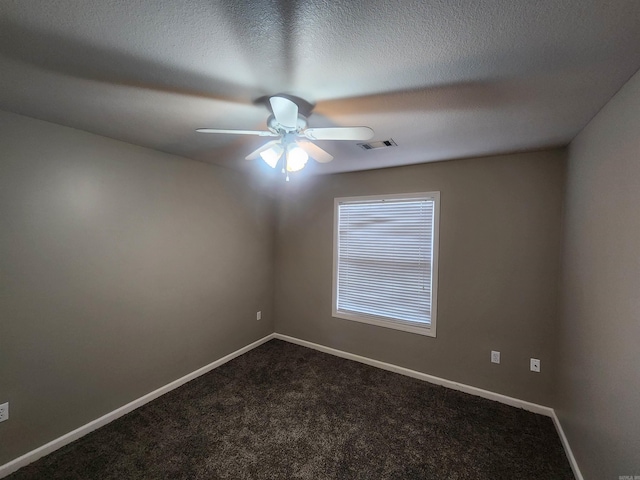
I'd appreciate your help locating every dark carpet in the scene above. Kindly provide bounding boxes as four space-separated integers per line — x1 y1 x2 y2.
8 339 574 479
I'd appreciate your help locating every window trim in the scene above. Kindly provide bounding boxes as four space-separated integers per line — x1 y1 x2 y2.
332 192 440 337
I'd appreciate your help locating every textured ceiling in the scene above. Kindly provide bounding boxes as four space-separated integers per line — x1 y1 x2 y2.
1 0 639 175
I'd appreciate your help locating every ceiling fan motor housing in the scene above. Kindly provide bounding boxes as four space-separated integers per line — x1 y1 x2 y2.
267 114 307 134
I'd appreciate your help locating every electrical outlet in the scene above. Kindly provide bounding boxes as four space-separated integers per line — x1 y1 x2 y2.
0 402 8 422
256 311 262 321
491 351 501 364
530 358 541 372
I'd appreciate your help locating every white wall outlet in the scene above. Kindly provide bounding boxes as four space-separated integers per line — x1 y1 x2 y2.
530 358 541 372
256 311 262 321
0 402 8 422
491 351 501 364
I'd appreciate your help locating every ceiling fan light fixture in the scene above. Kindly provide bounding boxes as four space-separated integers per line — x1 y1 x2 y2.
259 145 284 168
286 145 309 172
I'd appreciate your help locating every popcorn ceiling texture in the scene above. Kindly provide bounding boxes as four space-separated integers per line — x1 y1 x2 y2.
0 0 639 173
7 340 574 479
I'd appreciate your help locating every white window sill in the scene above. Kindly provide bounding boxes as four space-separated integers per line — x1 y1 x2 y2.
332 310 436 337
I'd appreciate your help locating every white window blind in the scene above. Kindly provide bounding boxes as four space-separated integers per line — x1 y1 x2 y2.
333 193 439 335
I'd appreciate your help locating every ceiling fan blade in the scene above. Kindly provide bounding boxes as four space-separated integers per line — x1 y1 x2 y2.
244 140 282 161
296 140 334 163
270 96 299 129
196 128 278 137
303 126 374 141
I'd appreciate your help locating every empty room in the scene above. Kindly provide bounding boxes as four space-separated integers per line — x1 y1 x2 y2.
1 1 639 479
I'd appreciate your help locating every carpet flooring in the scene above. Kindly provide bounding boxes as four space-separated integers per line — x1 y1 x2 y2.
7 339 575 479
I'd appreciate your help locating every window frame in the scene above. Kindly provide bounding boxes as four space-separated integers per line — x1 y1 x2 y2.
332 192 440 337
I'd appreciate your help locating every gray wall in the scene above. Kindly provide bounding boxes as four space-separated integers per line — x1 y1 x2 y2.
0 111 275 465
275 150 565 406
557 69 640 478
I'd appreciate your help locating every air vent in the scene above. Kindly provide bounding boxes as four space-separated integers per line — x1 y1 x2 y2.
358 138 398 150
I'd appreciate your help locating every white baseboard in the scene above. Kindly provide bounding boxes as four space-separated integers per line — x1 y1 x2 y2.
551 410 585 480
0 333 275 479
274 333 584 479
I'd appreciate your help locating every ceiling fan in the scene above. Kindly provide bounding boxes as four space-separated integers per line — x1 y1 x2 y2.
197 95 375 179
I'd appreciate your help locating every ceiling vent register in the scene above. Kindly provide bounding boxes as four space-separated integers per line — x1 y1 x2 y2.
358 139 397 150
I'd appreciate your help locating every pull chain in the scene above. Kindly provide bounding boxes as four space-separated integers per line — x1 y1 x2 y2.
284 151 290 181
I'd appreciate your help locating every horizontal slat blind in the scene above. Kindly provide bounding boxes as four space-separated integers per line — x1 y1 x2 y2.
336 197 434 325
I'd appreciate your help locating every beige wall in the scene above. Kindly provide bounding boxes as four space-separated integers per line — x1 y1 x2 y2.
557 69 640 478
275 150 566 406
0 111 275 465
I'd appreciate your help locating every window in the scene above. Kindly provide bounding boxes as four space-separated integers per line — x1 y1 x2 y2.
332 192 440 336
